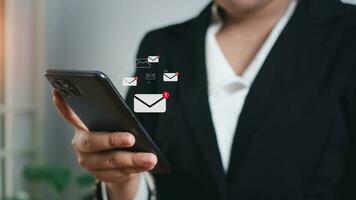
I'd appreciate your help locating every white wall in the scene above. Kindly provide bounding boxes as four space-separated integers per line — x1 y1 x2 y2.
343 0 356 4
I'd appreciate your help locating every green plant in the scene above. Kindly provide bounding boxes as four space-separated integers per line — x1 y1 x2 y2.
23 164 71 194
2 164 96 200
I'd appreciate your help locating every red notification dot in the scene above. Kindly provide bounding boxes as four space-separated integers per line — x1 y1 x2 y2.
162 91 170 99
175 72 180 76
134 76 138 80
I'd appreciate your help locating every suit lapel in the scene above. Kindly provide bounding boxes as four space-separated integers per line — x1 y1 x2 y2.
174 0 344 196
177 3 227 199
226 0 343 185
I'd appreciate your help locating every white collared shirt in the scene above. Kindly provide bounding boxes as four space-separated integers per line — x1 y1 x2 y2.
206 0 297 171
102 1 298 199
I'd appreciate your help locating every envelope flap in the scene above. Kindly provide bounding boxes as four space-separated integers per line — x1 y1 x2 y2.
134 94 164 107
124 77 136 82
148 56 159 61
136 58 148 63
164 73 177 79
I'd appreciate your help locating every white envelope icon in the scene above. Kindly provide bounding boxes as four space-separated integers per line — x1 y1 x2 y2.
163 73 178 82
122 77 137 86
134 94 166 113
147 56 159 63
136 58 151 68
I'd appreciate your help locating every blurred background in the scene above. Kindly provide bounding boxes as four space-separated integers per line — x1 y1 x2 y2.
0 0 355 199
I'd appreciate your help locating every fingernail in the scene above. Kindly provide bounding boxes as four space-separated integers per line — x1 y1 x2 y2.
121 134 134 146
141 154 155 165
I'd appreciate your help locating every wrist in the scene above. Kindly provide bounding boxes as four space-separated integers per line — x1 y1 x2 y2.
106 174 141 200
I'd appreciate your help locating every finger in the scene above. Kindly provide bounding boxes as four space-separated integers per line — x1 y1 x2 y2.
72 131 136 153
52 89 88 131
77 151 157 171
119 166 151 174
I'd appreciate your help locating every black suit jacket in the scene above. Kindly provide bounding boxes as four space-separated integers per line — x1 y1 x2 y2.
96 0 356 199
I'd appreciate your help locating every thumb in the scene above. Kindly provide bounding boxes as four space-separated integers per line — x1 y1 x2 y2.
52 89 88 132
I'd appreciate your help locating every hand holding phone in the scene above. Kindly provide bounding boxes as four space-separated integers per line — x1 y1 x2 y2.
52 89 157 199
46 69 170 198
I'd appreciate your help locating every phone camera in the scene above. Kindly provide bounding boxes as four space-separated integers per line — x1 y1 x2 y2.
52 79 80 98
62 82 71 89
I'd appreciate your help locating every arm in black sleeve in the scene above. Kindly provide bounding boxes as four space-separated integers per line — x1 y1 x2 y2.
336 85 356 200
308 61 356 200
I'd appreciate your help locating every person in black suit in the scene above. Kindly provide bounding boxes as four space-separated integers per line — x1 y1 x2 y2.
52 0 356 199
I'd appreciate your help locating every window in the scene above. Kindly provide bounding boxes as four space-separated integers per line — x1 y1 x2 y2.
0 0 44 198
0 0 6 196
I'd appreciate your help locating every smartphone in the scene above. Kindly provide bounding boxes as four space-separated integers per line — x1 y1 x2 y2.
45 69 171 174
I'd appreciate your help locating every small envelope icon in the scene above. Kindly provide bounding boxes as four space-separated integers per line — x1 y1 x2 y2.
163 73 178 82
147 56 159 63
145 73 156 81
122 77 137 86
134 94 166 113
136 58 151 68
